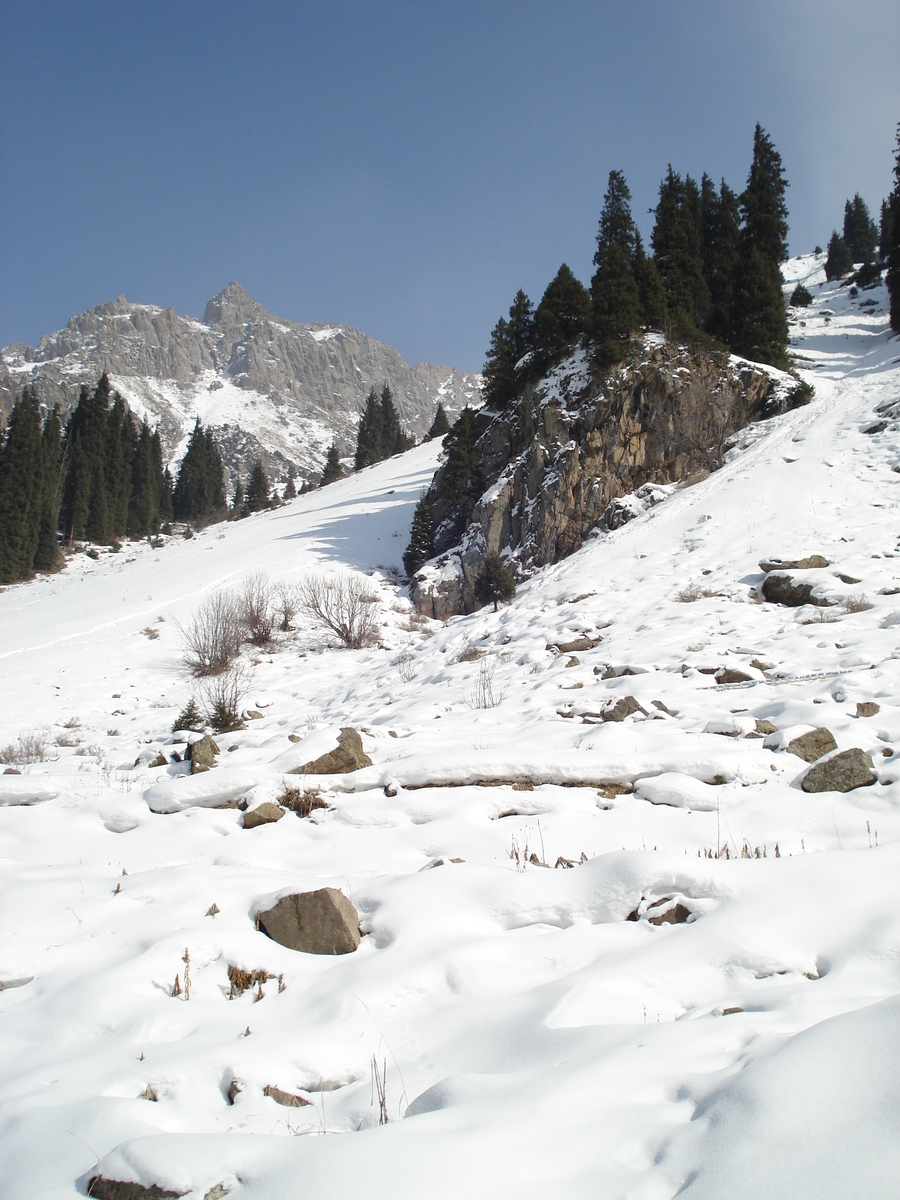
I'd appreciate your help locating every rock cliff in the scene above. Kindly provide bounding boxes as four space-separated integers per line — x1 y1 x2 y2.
0 283 481 485
410 335 804 618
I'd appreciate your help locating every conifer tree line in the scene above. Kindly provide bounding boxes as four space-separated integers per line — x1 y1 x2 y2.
354 384 415 470
0 372 232 584
483 123 793 410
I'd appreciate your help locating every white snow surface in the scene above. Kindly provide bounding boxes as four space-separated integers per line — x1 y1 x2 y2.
1 255 899 1197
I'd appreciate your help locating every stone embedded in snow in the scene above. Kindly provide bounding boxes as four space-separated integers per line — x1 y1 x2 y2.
0 777 58 806
242 802 284 829
263 1083 310 1107
755 718 777 736
189 735 220 774
294 727 372 775
602 696 648 722
856 701 880 718
547 634 603 653
144 771 257 813
635 773 724 811
759 555 829 572
787 728 838 763
648 900 692 925
86 1179 183 1199
715 666 755 684
801 748 877 793
257 887 360 954
761 572 836 607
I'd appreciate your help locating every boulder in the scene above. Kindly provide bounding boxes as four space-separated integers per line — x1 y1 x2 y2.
189 735 220 774
801 748 877 793
242 802 285 829
761 572 835 607
856 702 880 718
602 695 647 722
787 728 838 763
755 719 777 736
715 667 755 684
648 901 692 926
87 1181 182 1200
759 555 829 572
258 887 360 954
295 727 371 775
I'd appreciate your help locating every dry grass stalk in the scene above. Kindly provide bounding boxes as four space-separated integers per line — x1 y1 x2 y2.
278 786 330 818
228 964 271 998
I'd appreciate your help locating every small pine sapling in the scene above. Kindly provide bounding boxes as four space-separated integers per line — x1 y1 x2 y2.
474 552 516 612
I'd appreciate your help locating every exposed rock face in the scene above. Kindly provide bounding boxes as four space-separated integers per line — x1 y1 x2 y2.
258 887 360 954
1 283 481 484
411 338 790 618
801 748 877 793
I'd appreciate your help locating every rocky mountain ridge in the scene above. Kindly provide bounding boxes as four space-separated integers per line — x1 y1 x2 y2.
411 335 805 618
0 283 482 484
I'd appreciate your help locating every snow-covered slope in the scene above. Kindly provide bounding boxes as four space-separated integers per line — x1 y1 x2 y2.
1 256 899 1198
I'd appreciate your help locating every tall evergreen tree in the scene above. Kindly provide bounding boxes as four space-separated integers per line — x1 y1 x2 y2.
0 387 44 582
842 194 878 264
34 405 62 572
731 125 789 367
433 407 482 541
402 494 436 577
283 466 297 499
321 443 343 485
379 384 413 456
887 124 900 332
533 264 592 361
482 291 535 409
879 197 894 261
824 231 854 281
591 171 642 365
60 374 114 543
246 458 269 511
651 167 708 335
172 418 225 523
700 176 740 344
355 388 384 469
427 403 451 441
634 232 668 332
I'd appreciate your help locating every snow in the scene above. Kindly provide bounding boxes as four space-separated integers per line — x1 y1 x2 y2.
1 256 899 1197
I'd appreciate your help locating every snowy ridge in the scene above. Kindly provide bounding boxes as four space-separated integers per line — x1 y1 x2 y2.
0 256 899 1197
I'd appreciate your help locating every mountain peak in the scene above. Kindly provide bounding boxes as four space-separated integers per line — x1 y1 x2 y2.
203 281 273 328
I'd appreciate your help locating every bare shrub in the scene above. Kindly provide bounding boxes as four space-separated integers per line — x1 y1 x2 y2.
274 581 300 632
676 582 718 603
396 650 415 683
466 657 504 709
199 663 252 732
278 786 330 818
800 609 839 625
55 731 80 748
841 593 872 614
178 591 243 676
457 644 486 663
0 731 48 765
296 572 380 648
239 571 275 646
141 626 160 640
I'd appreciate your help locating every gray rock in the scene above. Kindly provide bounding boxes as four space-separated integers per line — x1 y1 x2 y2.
602 696 648 722
189 735 220 774
242 802 285 829
761 572 836 607
715 667 755 684
787 728 838 763
856 701 880 718
87 1181 182 1199
258 887 360 955
295 727 372 775
801 748 877 793
759 555 829 572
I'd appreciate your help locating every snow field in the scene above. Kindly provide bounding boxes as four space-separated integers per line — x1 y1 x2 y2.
0 256 899 1197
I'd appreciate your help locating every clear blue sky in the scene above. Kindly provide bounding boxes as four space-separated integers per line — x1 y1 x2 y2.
1 1 898 372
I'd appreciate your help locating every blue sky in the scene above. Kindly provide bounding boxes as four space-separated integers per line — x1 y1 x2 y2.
1 1 898 372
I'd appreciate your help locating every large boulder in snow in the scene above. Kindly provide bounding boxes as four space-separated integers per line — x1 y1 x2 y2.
602 696 648 722
257 887 360 955
787 727 838 763
761 572 836 607
189 735 219 774
759 554 829 572
801 748 877 793
293 727 371 775
242 802 285 829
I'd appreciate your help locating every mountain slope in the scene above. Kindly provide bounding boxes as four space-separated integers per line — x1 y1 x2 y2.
0 283 482 483
0 255 898 1199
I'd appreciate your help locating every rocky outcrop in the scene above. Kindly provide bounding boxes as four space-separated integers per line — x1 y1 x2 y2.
293 727 372 775
411 338 790 618
1 283 481 484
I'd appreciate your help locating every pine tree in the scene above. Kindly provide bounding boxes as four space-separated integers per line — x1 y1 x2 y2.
355 388 384 469
824 231 854 281
533 264 592 362
591 170 642 365
34 405 62 572
482 291 535 409
0 387 44 582
634 232 668 332
434 407 482 541
60 374 114 544
246 458 269 512
651 167 708 335
283 467 297 499
231 477 245 518
379 384 413 456
879 197 894 261
887 123 900 332
842 194 878 264
731 125 789 367
321 443 343 485
402 494 436 577
172 418 225 524
427 403 450 440
701 176 740 344
474 551 516 612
